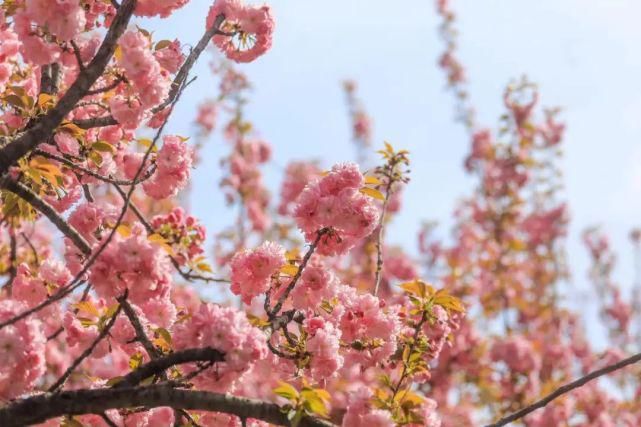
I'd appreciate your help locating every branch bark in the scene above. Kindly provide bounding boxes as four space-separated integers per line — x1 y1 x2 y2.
0 0 137 175
0 385 335 427
114 347 224 388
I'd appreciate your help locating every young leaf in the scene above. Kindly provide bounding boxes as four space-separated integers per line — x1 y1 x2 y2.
274 381 299 401
359 187 385 201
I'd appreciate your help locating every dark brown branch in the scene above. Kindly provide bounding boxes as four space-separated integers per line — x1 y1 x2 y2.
0 384 335 427
114 347 224 389
269 228 328 318
0 0 136 175
486 351 641 427
85 75 126 96
117 296 161 360
0 176 91 255
73 13 226 130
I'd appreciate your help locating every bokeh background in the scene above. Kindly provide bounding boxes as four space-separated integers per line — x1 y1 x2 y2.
143 0 641 345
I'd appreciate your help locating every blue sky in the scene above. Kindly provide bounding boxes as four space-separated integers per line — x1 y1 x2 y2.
144 0 641 336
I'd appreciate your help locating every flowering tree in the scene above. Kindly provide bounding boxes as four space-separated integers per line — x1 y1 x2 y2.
0 0 638 426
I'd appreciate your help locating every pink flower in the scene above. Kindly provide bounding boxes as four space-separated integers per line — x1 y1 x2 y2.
110 96 146 130
342 387 394 427
117 30 170 108
68 202 119 245
135 0 189 18
290 259 338 309
173 303 268 392
278 161 320 215
13 260 71 309
294 162 379 256
89 224 173 304
306 317 343 379
207 0 275 63
0 299 46 399
336 285 400 367
230 241 285 304
24 0 86 41
196 101 218 133
143 135 194 199
150 207 206 266
154 39 184 73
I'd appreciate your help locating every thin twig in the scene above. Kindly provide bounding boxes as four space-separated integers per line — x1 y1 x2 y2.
486 351 641 427
48 296 124 392
268 228 328 317
35 150 156 186
73 14 227 130
373 180 393 296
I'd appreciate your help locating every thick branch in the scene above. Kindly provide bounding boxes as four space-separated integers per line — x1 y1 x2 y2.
0 0 136 174
0 176 91 255
486 351 641 427
0 385 335 427
114 347 224 388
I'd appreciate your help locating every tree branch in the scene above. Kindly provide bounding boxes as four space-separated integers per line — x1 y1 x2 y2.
73 13 227 130
48 297 123 392
114 347 224 389
486 351 641 427
0 176 91 255
0 385 335 427
117 296 162 360
268 228 328 317
0 0 136 174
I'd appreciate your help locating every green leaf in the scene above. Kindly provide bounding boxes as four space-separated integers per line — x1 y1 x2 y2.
92 141 116 153
129 352 144 370
274 382 299 401
105 376 124 386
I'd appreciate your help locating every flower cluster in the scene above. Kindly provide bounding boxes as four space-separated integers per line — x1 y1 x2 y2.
23 0 86 41
150 207 206 267
278 161 320 216
135 0 189 18
0 300 46 399
173 303 268 392
117 29 171 109
230 241 285 304
207 0 275 63
294 162 380 255
143 135 194 199
89 224 173 304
